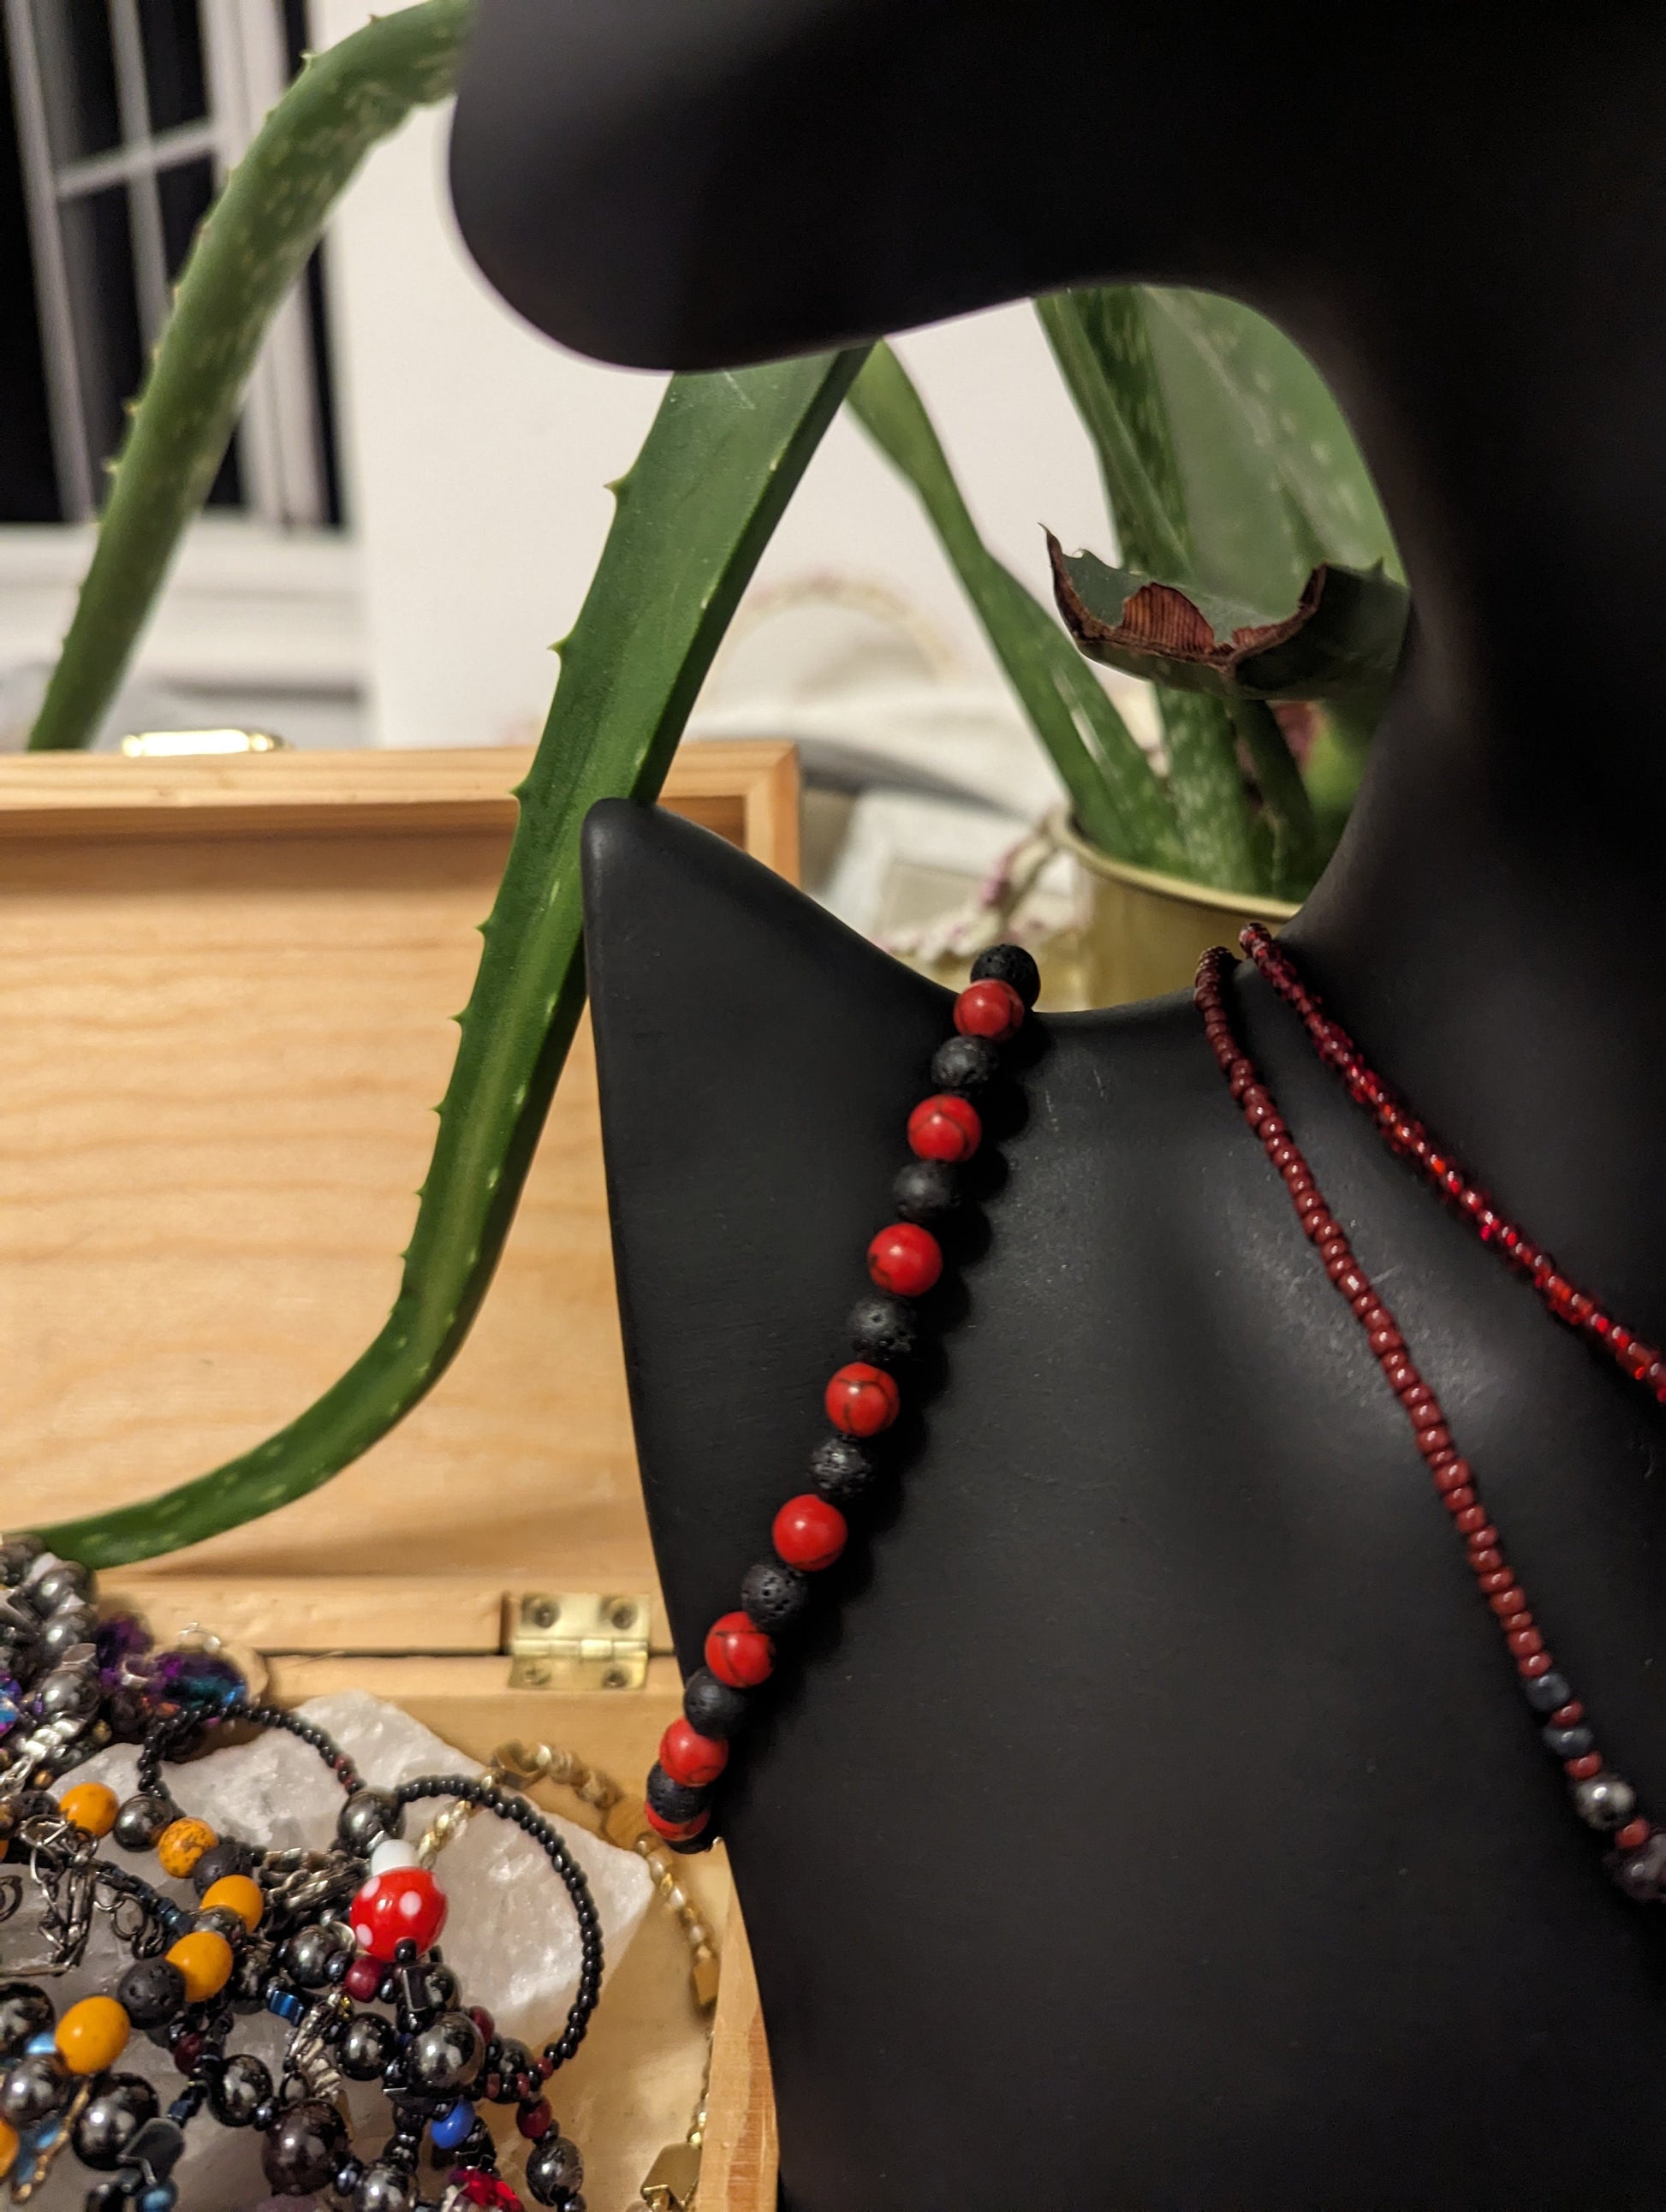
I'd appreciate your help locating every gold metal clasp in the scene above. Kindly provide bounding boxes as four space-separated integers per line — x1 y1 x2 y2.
504 1592 652 1690
640 2138 702 2209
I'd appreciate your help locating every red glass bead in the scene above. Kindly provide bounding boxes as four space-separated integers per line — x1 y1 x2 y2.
659 1717 729 1788
1616 1818 1651 1854
350 1849 448 1962
704 1609 774 1688
1487 1586 1526 1617
469 2007 496 2042
1550 1701 1585 1727
824 1361 900 1436
1565 1751 1604 1781
645 1801 711 1843
1443 1488 1478 1516
1465 1523 1499 1553
1418 1428 1454 1460
1479 1568 1516 1594
516 2099 553 2141
773 1493 848 1572
1469 1548 1503 1574
1508 1627 1544 1657
1455 1505 1488 1535
449 2173 523 2210
1519 1650 1554 1677
1408 1400 1444 1430
1435 1459 1473 1493
907 1092 981 1162
344 1955 381 2002
867 1222 943 1298
173 2030 204 2076
954 978 1024 1041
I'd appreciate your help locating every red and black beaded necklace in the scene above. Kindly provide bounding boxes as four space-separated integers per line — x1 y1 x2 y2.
645 931 1666 1906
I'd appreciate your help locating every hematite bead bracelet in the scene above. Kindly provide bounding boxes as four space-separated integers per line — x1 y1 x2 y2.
644 942 1042 1850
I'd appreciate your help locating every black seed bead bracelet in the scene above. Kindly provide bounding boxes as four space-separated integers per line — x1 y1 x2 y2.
644 942 1042 1849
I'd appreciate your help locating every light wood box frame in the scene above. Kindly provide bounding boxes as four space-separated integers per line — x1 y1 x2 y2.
0 743 785 2210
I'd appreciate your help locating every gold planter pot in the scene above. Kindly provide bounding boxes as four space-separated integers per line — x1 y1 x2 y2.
1043 814 1300 1011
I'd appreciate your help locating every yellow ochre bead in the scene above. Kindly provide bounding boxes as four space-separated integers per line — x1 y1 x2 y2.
166 1928 234 2004
58 1782 120 1838
202 1873 265 1933
156 1817 217 1878
55 1995 130 2074
0 2117 17 2178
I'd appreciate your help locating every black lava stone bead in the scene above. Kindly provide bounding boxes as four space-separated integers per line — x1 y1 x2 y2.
892 1158 960 1222
338 2009 398 2082
525 2132 586 2205
116 1957 187 2029
407 2010 484 2096
931 1032 999 1092
646 1765 708 1825
260 2098 348 2197
0 1981 53 2058
970 941 1041 1007
848 1292 919 1364
190 1838 255 1894
209 2050 271 2127
73 2073 158 2168
336 1787 405 1853
741 1561 809 1633
681 1668 749 1739
810 1434 879 1506
113 1793 174 1852
0 2049 69 2127
283 1924 352 1989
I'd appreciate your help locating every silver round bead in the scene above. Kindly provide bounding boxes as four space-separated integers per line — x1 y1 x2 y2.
34 1667 99 1723
1574 1772 1637 1830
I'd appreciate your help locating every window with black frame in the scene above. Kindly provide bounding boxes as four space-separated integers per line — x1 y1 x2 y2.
0 0 336 527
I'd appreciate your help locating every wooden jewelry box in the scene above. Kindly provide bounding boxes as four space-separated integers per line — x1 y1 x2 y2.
0 740 785 2210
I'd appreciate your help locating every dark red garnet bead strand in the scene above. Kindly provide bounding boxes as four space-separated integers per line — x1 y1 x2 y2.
1196 945 1665 1900
1241 923 1666 1405
643 942 1040 1850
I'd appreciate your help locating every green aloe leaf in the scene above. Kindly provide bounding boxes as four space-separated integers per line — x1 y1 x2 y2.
1049 538 1408 706
44 348 866 1566
847 342 1183 871
29 0 476 753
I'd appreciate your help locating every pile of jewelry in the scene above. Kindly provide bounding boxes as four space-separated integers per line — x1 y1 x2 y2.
0 1535 598 2212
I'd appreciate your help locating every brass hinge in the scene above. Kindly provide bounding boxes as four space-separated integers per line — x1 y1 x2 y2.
640 2139 702 2209
504 1592 652 1691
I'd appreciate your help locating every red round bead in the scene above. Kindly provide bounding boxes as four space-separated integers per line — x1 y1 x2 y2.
645 1801 711 1843
1616 1817 1652 1853
659 1716 729 1788
772 1493 848 1573
1550 1701 1585 1727
344 1955 382 2002
907 1093 981 1162
1519 1650 1554 1677
954 978 1025 1041
1565 1751 1604 1781
1508 1626 1544 1657
516 2098 553 2141
867 1222 943 1297
824 1361 900 1436
704 1609 774 1688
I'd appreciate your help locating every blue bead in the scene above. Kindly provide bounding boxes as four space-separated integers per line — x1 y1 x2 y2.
430 2097 476 2151
22 2031 54 2054
265 1988 303 2023
139 2185 179 2212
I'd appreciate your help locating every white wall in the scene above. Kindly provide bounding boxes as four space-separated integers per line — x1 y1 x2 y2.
312 0 1110 751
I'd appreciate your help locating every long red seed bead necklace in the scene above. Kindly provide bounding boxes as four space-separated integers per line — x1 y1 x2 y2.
1196 942 1666 1900
643 946 1039 1850
1240 922 1666 1404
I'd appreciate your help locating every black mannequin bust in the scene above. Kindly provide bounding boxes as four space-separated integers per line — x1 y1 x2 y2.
457 7 1666 2203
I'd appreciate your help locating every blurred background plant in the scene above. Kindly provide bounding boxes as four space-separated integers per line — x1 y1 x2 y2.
849 287 1403 916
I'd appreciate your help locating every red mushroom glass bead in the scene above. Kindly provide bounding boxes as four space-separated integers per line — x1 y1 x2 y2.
349 1841 448 1961
954 978 1025 1040
705 1609 774 1688
824 1361 900 1436
659 1716 729 1788
773 1493 848 1572
867 1222 943 1297
907 1092 981 1162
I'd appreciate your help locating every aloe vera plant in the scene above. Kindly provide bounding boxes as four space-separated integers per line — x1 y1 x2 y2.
851 283 1403 901
30 0 866 1562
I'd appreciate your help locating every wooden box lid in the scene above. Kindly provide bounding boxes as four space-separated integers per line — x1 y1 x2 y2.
0 741 798 1660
